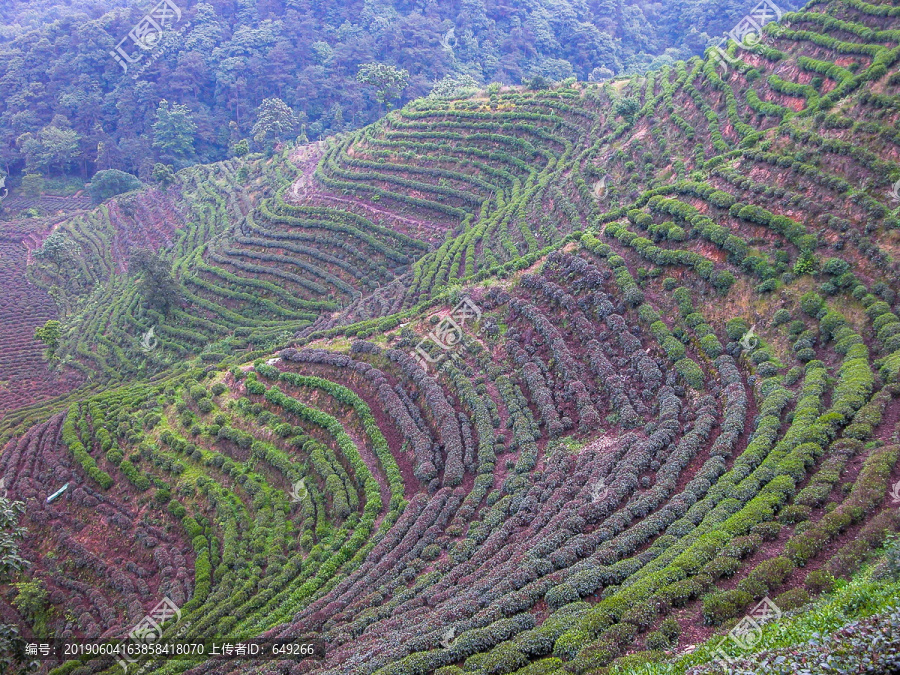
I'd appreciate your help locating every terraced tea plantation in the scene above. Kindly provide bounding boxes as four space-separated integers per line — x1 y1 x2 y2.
3 0 900 673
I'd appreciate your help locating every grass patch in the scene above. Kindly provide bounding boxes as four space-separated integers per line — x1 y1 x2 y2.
608 561 900 674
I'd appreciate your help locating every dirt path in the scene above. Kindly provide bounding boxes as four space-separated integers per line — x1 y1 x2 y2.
289 142 325 202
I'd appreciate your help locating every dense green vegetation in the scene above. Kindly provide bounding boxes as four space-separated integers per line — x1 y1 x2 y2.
0 0 804 186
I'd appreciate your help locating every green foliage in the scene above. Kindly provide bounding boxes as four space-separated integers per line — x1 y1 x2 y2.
702 589 752 624
613 97 640 123
357 63 410 110
773 309 792 326
12 580 48 624
18 173 45 196
883 534 900 581
800 291 825 318
794 250 819 276
88 169 142 204
33 231 76 275
231 139 250 158
726 318 750 341
33 320 61 356
675 357 705 390
0 498 29 582
823 257 850 276
150 163 176 188
1 9 899 674
128 248 181 314
252 98 300 151
15 117 81 174
152 100 197 164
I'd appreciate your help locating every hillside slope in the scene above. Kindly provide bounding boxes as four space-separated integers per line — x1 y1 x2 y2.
2 0 900 673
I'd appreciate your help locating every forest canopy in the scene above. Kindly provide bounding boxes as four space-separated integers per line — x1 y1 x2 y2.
0 0 803 183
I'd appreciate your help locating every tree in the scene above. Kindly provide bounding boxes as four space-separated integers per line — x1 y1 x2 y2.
231 139 250 158
356 62 410 110
129 248 181 313
0 622 32 673
88 169 142 203
526 75 551 90
19 174 44 197
34 231 76 276
429 74 480 99
12 580 48 633
152 100 197 165
589 66 615 82
251 98 298 153
613 96 641 123
0 497 28 583
34 320 62 360
151 163 176 188
15 117 81 174
0 498 33 672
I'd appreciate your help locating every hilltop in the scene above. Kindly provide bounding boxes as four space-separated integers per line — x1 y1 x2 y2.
1 0 900 673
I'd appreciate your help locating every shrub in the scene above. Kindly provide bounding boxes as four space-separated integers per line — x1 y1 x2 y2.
738 557 795 598
662 574 712 607
675 358 705 389
702 556 740 579
663 337 686 361
20 173 45 196
702 589 752 624
751 521 781 541
773 308 791 326
621 601 662 631
796 347 816 362
645 630 673 650
546 584 579 610
700 334 723 358
805 569 836 594
800 291 825 317
757 279 777 293
882 534 900 581
775 587 809 611
779 504 812 524
726 318 751 341
658 616 680 641
88 169 142 203
823 257 850 276
711 270 736 293
421 544 441 561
